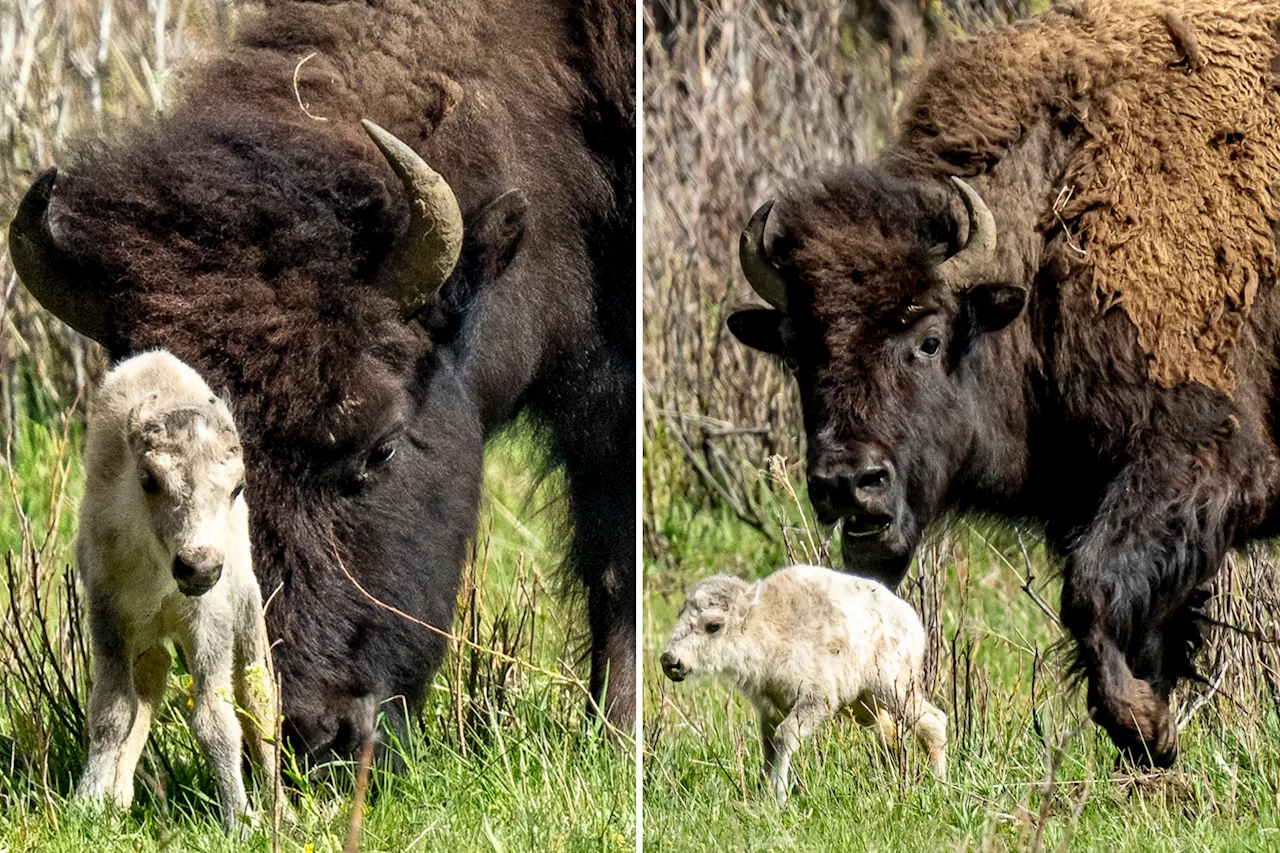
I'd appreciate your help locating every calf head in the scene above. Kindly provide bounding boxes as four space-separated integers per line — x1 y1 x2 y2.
661 574 755 681
729 168 1026 587
126 395 245 597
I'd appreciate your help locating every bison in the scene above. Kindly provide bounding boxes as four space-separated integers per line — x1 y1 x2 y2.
8 0 635 759
727 0 1280 765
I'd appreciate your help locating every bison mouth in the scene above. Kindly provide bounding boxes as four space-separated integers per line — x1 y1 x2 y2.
839 515 916 589
842 513 894 540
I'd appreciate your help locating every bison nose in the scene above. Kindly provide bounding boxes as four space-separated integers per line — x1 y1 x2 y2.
660 651 688 682
808 470 856 524
810 448 896 523
172 548 223 596
853 461 893 503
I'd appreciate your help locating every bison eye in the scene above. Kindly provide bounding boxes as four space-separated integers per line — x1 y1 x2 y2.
367 442 397 469
919 337 942 357
231 483 244 503
705 621 722 635
140 471 160 494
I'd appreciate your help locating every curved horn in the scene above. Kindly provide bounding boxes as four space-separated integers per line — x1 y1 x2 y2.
362 120 463 319
936 177 997 290
7 168 111 343
739 199 788 311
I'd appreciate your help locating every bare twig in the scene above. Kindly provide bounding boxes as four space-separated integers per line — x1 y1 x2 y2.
326 524 625 740
1177 661 1229 731
292 52 329 122
342 740 376 853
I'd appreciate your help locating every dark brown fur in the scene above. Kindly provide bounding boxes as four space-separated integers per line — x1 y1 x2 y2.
33 0 635 756
729 1 1280 764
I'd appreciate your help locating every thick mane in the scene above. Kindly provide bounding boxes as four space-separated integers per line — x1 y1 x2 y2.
48 0 631 462
891 0 1280 395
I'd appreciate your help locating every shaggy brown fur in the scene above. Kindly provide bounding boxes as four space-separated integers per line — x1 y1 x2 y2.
895 0 1280 394
27 0 635 756
728 0 1280 766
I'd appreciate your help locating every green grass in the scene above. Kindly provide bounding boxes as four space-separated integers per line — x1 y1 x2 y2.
642 485 1280 852
0 403 634 853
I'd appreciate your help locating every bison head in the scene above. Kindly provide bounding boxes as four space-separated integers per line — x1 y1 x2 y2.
729 169 1027 587
8 118 528 761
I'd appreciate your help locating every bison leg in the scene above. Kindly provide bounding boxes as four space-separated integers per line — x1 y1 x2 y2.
1060 425 1263 765
112 645 170 803
554 400 636 734
187 636 250 833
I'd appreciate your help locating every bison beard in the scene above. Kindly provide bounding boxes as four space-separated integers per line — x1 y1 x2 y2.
729 1 1280 766
8 0 635 759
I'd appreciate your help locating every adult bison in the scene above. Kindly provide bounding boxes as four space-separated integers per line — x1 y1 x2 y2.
8 0 635 758
728 0 1280 764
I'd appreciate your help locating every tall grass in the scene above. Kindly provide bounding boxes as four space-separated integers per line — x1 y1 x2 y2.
0 407 634 851
643 464 1280 851
643 3 1280 847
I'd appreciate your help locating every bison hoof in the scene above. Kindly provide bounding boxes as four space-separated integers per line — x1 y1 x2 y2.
1093 675 1178 767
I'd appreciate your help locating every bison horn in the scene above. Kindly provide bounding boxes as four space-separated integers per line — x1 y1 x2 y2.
739 199 788 312
937 177 997 290
7 168 111 344
362 120 463 320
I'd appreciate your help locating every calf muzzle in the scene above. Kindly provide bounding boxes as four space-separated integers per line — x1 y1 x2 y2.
172 548 224 596
660 651 689 682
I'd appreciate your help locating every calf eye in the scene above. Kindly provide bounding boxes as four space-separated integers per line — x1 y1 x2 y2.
140 471 160 494
231 483 244 502
367 442 396 469
705 621 722 635
919 337 942 357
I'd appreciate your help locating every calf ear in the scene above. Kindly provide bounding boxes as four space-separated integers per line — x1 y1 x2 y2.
472 189 529 280
727 308 786 355
961 284 1026 335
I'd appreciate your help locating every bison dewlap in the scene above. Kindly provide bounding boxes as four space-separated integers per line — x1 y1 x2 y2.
75 350 276 835
661 565 946 804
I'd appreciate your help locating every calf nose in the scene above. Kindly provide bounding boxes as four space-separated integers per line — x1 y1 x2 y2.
173 547 224 595
660 651 688 682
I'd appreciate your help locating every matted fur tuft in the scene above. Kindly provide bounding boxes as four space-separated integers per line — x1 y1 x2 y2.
896 0 1280 394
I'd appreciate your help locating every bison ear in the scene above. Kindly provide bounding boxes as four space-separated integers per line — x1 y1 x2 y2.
472 189 528 280
961 284 1026 335
727 308 785 355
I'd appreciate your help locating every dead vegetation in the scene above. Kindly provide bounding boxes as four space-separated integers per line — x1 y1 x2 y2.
643 0 1279 746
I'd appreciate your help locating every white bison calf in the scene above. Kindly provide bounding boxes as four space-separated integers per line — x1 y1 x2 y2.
661 564 946 803
76 350 275 832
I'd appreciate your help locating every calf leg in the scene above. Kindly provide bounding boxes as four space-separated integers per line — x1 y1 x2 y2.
189 650 249 833
110 645 170 804
757 706 783 779
78 597 139 808
896 690 947 778
768 693 831 805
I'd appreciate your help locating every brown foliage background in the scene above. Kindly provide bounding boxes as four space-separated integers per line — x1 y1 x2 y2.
642 0 1034 539
642 0 1279 721
0 0 233 427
